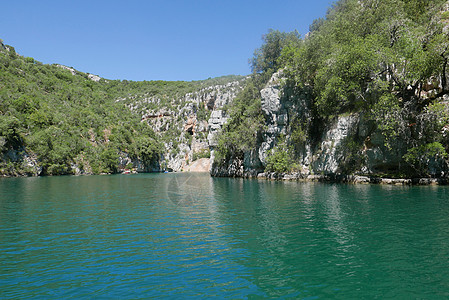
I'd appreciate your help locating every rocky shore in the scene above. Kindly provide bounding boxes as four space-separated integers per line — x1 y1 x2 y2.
254 172 449 185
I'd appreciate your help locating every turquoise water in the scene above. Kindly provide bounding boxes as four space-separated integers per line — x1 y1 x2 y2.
1 173 449 299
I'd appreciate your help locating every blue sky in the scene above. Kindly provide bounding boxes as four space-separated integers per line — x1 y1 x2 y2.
1 0 334 81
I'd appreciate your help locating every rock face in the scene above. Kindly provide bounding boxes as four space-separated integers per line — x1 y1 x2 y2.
118 78 247 173
210 70 449 179
56 64 77 75
4 62 445 178
259 71 288 165
55 65 103 82
1 148 42 176
312 114 360 173
87 74 101 82
207 110 228 146
112 68 446 178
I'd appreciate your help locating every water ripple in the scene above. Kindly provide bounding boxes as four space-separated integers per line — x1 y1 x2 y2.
1 175 449 298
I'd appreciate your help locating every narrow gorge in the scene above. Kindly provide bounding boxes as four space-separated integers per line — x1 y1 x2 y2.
2 0 449 183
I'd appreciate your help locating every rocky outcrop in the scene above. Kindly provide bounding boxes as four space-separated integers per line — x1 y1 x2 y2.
209 156 261 178
256 172 448 185
56 64 76 75
207 110 228 146
312 114 360 173
87 74 101 82
55 65 102 82
1 149 42 176
259 71 288 165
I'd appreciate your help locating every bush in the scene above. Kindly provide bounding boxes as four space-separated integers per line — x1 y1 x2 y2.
214 76 265 163
265 148 292 173
403 142 448 176
265 141 299 174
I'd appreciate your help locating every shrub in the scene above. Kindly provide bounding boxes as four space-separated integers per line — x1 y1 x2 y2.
403 142 448 176
265 142 299 173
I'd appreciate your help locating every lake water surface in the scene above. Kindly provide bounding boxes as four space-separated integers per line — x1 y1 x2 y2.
1 173 449 298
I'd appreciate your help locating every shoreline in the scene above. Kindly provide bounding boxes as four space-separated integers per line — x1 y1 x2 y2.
254 173 449 185
210 171 449 185
2 171 448 185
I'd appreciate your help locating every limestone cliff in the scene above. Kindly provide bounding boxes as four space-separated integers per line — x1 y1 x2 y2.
210 71 449 180
120 78 247 172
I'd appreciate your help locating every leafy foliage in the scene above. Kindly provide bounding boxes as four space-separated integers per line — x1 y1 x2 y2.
3 0 449 177
192 149 210 161
403 142 448 176
265 148 292 173
250 29 301 75
214 76 265 163
369 93 404 150
276 0 449 175
0 39 246 176
265 141 298 174
214 29 300 165
282 0 448 117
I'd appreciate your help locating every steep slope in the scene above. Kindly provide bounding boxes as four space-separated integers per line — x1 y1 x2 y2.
120 77 246 172
211 0 449 181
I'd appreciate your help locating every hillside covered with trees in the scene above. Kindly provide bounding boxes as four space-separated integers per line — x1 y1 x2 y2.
214 0 449 179
0 40 242 176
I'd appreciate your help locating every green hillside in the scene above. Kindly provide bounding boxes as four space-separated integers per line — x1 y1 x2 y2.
0 41 242 176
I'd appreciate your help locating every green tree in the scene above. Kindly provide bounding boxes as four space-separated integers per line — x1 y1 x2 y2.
0 115 21 150
281 0 449 118
250 29 301 74
214 78 265 163
265 139 297 173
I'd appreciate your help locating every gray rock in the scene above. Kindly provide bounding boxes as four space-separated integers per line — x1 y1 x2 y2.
244 149 262 170
23 153 42 176
88 74 101 82
207 110 228 146
261 86 282 115
313 114 360 174
56 64 76 75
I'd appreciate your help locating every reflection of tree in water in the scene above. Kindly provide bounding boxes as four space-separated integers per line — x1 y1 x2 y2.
166 175 449 298
210 179 302 297
208 179 385 298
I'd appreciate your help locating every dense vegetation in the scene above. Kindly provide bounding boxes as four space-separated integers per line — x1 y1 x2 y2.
0 45 155 175
0 41 241 176
283 0 449 114
291 0 449 176
215 0 449 177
